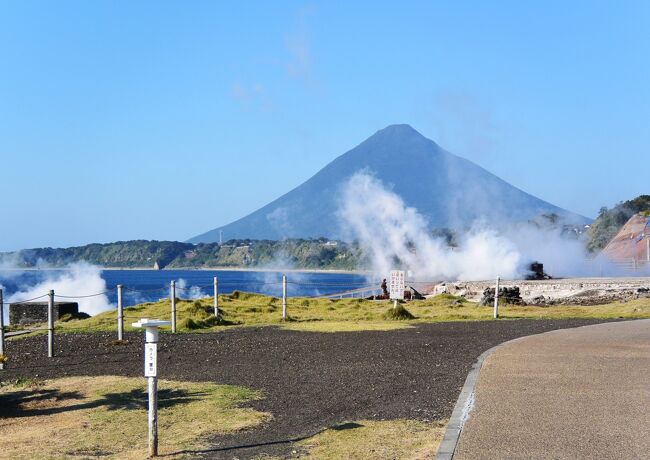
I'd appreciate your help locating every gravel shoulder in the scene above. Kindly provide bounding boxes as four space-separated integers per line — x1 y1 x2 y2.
1 319 616 458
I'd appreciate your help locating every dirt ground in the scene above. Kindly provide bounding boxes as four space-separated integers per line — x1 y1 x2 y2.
1 319 615 459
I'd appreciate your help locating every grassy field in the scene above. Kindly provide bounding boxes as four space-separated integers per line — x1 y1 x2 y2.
294 419 446 459
0 376 270 459
0 375 446 460
47 291 650 334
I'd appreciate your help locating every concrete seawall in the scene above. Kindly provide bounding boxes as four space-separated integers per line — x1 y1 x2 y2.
431 277 650 304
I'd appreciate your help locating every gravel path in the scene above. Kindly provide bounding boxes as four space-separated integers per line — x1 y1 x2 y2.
1 320 614 458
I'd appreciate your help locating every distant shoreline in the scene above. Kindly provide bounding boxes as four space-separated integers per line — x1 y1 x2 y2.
1 266 372 275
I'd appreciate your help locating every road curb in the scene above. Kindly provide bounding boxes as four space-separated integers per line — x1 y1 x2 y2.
434 320 633 459
435 332 545 459
437 330 542 459
435 340 506 460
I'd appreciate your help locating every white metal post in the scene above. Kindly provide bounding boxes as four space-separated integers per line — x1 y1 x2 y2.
48 289 54 357
146 325 159 457
117 284 124 341
170 281 176 333
0 289 5 370
282 274 287 320
132 319 170 458
493 276 500 319
213 276 219 318
148 371 158 456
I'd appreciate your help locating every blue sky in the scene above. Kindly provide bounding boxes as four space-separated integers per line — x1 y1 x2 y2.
1 1 648 251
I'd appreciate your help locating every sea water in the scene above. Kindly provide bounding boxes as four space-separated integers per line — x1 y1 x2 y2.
0 269 373 321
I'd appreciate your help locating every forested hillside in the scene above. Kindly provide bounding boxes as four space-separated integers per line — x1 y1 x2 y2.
0 239 367 270
586 195 650 252
3 196 647 271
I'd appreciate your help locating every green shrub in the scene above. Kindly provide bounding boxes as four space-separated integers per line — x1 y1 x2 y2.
58 312 90 322
188 300 211 317
179 314 222 330
383 304 415 320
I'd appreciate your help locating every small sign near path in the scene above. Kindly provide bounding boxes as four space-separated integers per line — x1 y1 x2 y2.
389 270 405 300
145 343 157 377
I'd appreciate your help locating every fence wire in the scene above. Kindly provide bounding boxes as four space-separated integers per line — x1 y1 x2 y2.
0 277 398 367
2 293 50 304
55 291 110 299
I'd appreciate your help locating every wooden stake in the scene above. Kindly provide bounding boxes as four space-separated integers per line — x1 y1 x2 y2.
213 276 219 318
282 275 287 320
170 281 176 333
117 284 124 341
48 290 54 357
493 277 500 319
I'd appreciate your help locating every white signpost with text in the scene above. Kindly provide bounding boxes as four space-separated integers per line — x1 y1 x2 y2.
389 270 405 308
132 318 171 457
145 342 157 377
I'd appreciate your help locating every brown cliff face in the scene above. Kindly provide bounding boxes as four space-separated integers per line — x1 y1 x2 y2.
601 213 650 262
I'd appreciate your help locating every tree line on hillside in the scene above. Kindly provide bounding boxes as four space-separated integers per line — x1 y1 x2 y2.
0 238 368 270
2 195 647 269
586 195 650 253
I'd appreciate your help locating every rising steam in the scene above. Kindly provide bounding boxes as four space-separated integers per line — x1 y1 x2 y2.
175 278 207 299
6 262 111 315
338 172 595 280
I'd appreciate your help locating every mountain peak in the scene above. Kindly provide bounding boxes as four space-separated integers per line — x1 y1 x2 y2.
362 124 438 152
373 123 421 138
188 126 588 242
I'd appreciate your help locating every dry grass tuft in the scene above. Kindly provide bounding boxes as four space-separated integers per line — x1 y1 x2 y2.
297 419 447 459
383 303 416 320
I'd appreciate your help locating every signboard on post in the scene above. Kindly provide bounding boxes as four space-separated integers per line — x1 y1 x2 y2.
145 343 157 377
132 318 171 457
389 270 405 300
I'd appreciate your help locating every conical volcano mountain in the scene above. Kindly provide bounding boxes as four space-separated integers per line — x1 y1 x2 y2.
189 125 588 242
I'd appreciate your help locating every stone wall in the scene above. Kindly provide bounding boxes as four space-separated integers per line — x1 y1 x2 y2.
431 278 650 305
9 302 79 326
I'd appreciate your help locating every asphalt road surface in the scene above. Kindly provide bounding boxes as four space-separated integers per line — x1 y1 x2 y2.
455 319 650 459
2 319 615 458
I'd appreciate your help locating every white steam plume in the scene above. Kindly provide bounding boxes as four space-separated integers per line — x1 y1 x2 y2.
7 262 111 315
175 278 206 299
338 172 597 281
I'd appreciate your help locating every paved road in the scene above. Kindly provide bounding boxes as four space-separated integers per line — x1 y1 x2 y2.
455 319 650 459
2 320 609 459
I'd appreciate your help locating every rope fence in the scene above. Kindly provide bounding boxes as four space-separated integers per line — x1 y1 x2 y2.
3 293 50 304
0 273 434 364
3 269 648 366
54 291 110 299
